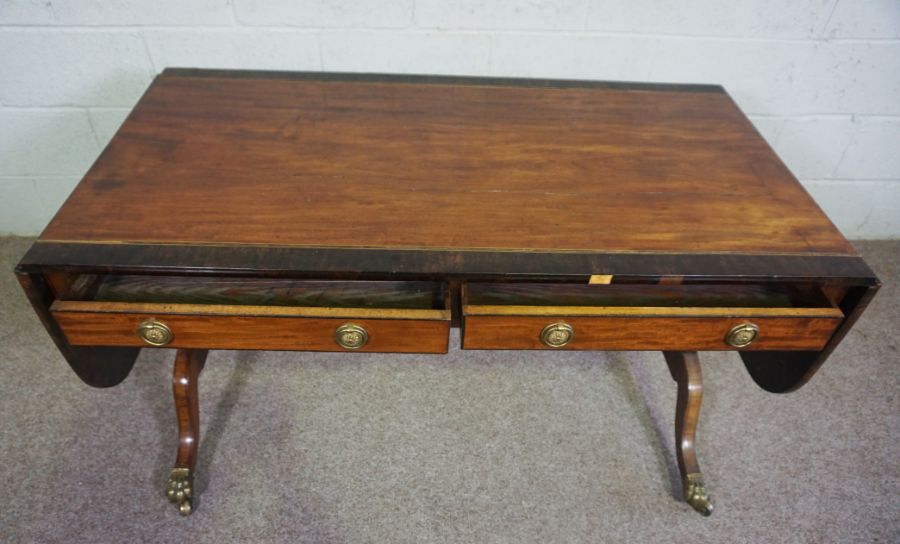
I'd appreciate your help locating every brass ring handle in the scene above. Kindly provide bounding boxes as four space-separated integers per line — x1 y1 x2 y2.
725 323 759 348
136 318 173 346
540 322 574 348
335 323 369 350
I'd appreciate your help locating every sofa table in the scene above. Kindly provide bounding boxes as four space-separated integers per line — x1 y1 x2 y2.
16 68 879 517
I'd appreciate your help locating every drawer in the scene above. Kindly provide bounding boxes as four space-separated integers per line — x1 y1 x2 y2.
461 282 843 351
51 276 450 353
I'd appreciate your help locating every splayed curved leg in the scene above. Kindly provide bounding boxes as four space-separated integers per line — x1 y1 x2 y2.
166 349 207 516
664 351 713 516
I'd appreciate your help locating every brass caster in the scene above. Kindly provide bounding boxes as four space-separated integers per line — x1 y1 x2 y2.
683 473 713 516
166 467 194 516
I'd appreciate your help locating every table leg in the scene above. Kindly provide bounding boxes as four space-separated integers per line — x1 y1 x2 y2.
663 351 713 516
165 349 208 516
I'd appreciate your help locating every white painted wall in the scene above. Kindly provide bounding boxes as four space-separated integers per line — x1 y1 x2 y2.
1 0 898 237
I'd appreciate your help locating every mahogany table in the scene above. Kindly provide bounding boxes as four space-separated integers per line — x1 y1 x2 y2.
16 68 879 517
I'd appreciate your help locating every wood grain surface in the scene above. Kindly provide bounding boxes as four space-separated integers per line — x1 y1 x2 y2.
461 315 840 351
664 351 704 477
172 349 207 470
40 69 853 256
462 305 842 317
51 299 450 320
463 281 838 310
18 241 878 280
53 310 451 353
88 275 446 309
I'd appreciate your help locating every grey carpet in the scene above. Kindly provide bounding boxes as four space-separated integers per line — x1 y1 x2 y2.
1 237 897 544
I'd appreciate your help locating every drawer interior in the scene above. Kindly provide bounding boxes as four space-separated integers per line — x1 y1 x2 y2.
463 282 842 317
60 275 448 312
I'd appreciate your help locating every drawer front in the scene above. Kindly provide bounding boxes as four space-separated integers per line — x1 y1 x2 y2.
53 303 450 353
462 314 841 351
461 282 843 351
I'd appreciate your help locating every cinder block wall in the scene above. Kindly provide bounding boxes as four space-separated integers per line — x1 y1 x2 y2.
2 1 898 237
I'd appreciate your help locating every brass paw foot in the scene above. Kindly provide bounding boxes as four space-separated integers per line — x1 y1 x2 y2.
683 473 713 516
166 468 194 516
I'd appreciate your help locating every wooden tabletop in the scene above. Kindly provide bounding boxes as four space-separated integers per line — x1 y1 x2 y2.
28 69 869 279
23 69 872 278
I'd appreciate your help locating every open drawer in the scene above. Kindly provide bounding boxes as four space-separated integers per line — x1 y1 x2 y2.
51 275 451 353
461 282 843 351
